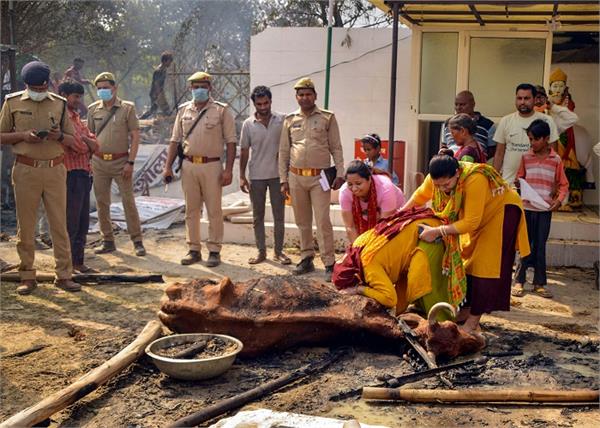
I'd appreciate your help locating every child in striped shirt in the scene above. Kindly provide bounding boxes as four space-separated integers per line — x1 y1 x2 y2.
512 119 569 299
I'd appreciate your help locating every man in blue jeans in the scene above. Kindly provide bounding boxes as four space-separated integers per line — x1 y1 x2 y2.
239 85 291 265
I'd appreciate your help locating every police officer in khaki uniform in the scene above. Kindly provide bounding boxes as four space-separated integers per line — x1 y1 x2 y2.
163 71 237 267
279 77 345 281
0 61 81 294
88 72 145 256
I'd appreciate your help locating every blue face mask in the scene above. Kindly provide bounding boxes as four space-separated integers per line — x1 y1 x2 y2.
191 87 209 102
97 88 113 101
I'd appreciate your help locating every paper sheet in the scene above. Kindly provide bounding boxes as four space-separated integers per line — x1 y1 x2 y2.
319 169 331 191
519 178 550 210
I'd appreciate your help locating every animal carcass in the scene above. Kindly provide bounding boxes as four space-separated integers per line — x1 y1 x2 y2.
401 302 486 360
158 276 484 358
159 276 403 356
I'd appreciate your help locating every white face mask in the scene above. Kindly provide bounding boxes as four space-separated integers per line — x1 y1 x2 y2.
27 89 48 102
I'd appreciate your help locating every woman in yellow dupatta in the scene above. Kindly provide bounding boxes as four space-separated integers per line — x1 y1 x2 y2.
402 154 530 334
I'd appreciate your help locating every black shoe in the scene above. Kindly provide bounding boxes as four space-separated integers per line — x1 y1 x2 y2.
206 252 221 267
181 250 201 265
40 234 53 248
134 241 146 256
324 264 334 282
34 239 50 251
95 241 116 254
293 257 315 275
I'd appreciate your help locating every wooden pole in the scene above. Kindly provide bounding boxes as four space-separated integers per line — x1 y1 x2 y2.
169 348 348 428
330 357 484 402
0 273 163 284
362 387 600 403
0 320 163 428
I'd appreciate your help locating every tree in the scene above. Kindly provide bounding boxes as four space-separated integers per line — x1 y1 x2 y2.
252 0 389 33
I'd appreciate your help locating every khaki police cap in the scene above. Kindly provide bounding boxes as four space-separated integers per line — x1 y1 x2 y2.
188 71 212 83
94 72 116 85
294 77 315 90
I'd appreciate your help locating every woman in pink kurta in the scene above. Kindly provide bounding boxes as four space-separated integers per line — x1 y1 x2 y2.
339 160 405 243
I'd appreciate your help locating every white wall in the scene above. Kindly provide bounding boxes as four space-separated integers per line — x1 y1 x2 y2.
251 27 413 174
251 28 599 205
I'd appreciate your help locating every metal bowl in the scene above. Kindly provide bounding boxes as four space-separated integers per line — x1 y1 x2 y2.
145 333 243 380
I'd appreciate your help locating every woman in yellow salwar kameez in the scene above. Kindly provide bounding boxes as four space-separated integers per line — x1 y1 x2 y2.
402 154 530 334
333 207 456 321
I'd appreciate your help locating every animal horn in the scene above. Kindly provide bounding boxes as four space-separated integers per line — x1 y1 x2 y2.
428 302 456 325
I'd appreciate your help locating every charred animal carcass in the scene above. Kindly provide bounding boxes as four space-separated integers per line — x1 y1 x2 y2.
159 276 404 356
158 276 484 358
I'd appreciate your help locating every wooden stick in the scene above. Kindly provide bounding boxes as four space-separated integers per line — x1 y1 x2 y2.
2 344 48 358
330 357 485 402
167 339 208 360
396 317 453 388
362 387 600 403
0 273 163 284
0 320 163 428
169 348 349 428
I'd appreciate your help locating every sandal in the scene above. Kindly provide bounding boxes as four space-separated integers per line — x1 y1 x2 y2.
248 251 267 265
273 253 292 265
534 286 553 299
511 284 525 297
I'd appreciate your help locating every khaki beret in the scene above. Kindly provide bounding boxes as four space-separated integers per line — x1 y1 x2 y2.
94 72 116 85
188 71 212 83
294 77 315 90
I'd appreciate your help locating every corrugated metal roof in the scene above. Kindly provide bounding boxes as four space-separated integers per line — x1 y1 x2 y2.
369 1 599 29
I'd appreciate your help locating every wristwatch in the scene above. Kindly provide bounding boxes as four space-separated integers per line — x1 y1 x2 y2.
58 132 64 142
127 160 135 165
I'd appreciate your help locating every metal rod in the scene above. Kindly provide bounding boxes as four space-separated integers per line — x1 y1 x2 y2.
469 4 485 25
387 10 598 16
387 1 400 177
404 18 599 24
168 71 249 76
384 1 598 5
8 0 17 93
324 0 334 109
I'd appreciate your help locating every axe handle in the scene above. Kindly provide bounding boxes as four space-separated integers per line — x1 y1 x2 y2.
397 318 453 388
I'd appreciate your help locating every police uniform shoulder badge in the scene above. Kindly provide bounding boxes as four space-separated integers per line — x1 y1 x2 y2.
5 90 25 100
50 92 67 102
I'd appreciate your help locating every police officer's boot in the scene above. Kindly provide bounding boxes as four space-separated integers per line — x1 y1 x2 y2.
181 250 201 266
54 279 82 292
17 280 37 295
293 256 315 275
95 241 116 254
134 241 146 257
206 252 221 268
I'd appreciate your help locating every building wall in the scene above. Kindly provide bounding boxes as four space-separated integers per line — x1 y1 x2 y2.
251 28 598 203
250 27 414 178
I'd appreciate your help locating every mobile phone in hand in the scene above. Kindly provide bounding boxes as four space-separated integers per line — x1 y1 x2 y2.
35 130 49 139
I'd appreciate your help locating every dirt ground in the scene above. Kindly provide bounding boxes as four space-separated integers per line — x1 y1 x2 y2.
0 224 598 427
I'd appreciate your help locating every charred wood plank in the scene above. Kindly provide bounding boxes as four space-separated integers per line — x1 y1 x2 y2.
330 357 485 402
169 348 349 428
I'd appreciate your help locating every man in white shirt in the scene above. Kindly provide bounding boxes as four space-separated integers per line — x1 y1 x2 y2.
493 83 559 184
